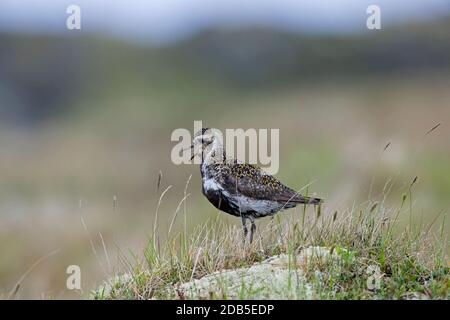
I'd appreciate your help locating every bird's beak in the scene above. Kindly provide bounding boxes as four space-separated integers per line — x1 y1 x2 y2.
182 144 195 160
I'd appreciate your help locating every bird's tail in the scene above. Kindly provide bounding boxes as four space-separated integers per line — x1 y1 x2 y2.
297 196 323 205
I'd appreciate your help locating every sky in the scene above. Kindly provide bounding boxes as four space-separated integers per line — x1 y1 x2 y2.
0 0 449 43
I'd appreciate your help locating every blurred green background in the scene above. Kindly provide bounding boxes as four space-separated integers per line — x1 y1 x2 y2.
0 1 449 299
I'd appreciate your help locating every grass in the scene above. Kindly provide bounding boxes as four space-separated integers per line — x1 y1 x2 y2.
91 179 449 300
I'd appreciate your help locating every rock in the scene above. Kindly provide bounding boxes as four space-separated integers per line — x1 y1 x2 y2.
93 273 135 299
176 246 350 300
92 246 353 300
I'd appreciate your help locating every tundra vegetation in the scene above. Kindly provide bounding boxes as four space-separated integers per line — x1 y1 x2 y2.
92 178 449 300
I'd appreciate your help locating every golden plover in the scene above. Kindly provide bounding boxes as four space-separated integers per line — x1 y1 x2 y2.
187 128 322 243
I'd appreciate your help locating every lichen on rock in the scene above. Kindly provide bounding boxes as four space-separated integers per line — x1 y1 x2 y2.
176 246 351 299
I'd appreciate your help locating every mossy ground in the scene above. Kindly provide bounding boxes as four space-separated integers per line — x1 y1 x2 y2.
92 191 449 300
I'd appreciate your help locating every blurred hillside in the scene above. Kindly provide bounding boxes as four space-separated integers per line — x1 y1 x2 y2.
1 17 450 124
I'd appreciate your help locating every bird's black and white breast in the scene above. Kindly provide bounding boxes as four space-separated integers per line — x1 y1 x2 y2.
201 173 240 216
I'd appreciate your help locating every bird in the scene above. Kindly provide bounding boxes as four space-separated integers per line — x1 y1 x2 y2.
186 128 323 243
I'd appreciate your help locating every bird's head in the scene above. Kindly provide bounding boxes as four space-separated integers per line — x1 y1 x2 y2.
186 128 222 161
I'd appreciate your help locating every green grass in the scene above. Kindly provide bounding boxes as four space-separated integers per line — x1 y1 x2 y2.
91 185 449 300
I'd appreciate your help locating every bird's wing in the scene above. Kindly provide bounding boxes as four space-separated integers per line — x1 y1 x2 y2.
217 163 309 204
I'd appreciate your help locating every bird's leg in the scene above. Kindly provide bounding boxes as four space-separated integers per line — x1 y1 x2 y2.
249 217 256 244
241 216 248 243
